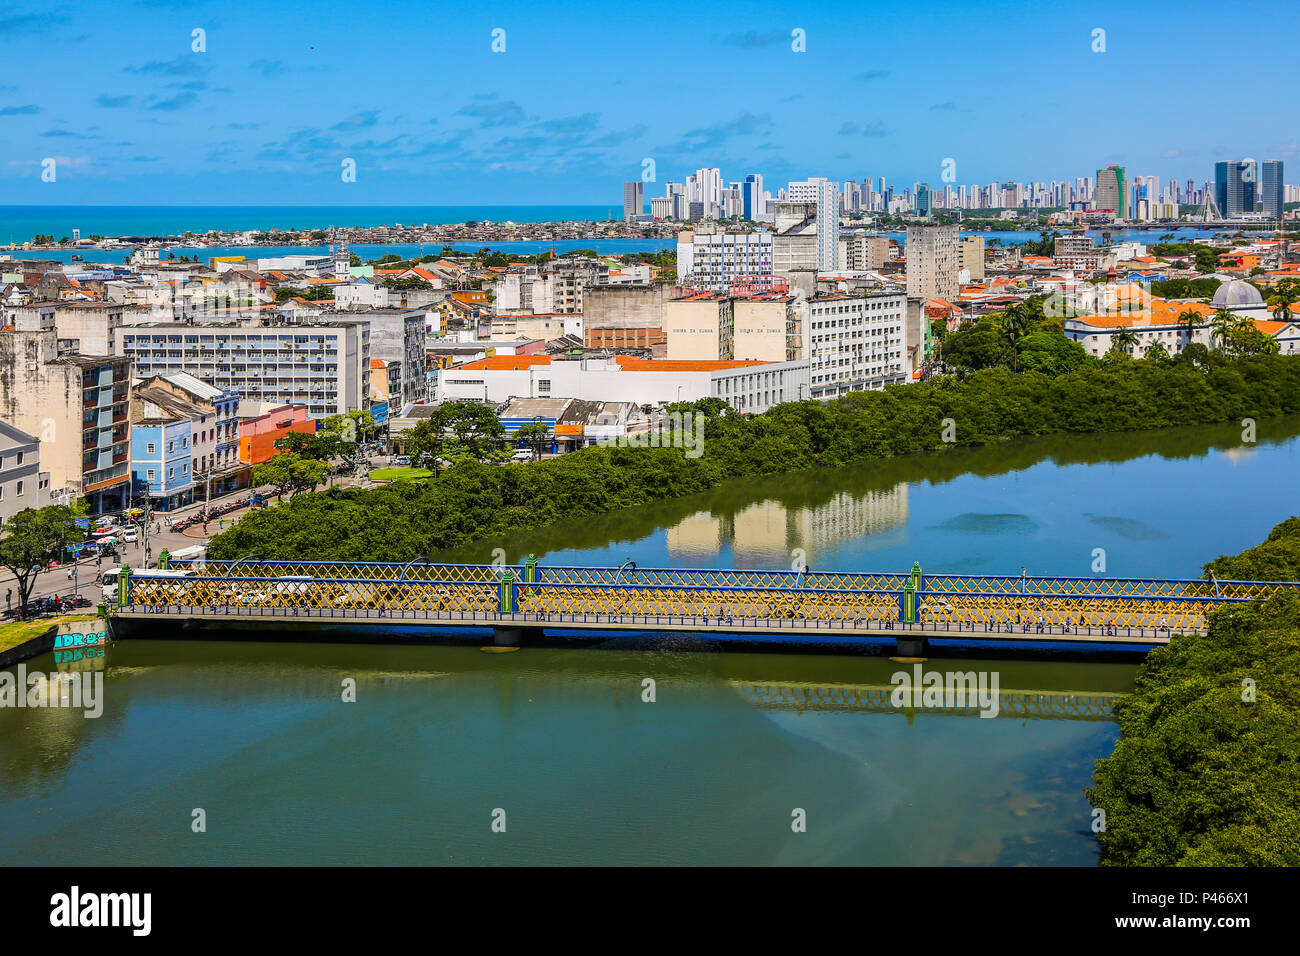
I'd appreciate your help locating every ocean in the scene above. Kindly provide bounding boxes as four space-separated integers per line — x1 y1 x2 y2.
0 205 620 245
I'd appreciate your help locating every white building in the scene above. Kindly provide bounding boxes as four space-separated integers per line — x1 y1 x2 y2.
805 292 910 398
676 230 774 293
438 354 809 414
119 322 370 418
785 178 840 270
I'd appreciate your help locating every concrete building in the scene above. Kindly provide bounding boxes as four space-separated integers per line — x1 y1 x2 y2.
336 309 426 407
838 234 891 272
665 295 735 361
1094 165 1129 219
438 354 809 414
772 201 820 274
0 329 133 513
905 225 959 301
784 178 840 270
959 236 985 280
623 181 644 222
0 420 46 523
676 229 774 293
1052 233 1115 273
582 283 677 351
733 296 803 362
238 402 316 465
9 301 135 356
119 322 369 418
805 292 910 398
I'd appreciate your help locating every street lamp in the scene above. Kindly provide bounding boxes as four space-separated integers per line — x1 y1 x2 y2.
224 552 264 579
614 559 636 585
398 555 428 581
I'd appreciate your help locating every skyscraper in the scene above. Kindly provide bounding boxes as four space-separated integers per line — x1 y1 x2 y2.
743 174 763 221
622 181 644 222
916 183 932 218
1094 165 1128 219
784 177 840 270
1215 160 1258 218
1261 160 1285 219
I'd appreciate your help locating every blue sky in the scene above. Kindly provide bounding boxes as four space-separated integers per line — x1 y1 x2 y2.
1 0 1296 205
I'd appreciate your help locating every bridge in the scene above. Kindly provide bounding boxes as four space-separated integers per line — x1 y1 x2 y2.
107 555 1297 654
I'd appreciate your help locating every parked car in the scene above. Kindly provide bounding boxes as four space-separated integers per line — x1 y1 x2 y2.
122 528 139 543
510 449 534 462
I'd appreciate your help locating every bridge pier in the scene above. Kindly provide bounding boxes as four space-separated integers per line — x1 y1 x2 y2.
896 636 928 658
492 626 542 647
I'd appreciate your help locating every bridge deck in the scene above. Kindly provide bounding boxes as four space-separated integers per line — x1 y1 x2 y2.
114 604 1178 646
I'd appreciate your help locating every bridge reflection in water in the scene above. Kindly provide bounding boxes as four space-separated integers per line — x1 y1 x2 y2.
111 557 1299 652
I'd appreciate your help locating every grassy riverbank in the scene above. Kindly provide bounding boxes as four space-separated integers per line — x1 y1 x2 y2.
1087 516 1300 865
208 354 1300 561
0 614 99 655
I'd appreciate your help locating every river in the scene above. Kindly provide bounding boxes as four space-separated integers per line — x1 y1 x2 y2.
2 417 1296 865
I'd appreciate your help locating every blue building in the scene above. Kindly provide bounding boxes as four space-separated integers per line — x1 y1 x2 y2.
131 417 195 511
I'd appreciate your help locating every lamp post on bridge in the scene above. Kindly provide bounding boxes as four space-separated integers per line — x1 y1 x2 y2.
398 555 427 581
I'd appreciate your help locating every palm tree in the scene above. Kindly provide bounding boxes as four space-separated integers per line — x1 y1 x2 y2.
1111 327 1139 356
1000 303 1034 371
1265 279 1299 323
1211 308 1240 352
1175 308 1204 351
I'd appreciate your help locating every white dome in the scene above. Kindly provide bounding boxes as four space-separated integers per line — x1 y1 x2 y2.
1210 278 1264 309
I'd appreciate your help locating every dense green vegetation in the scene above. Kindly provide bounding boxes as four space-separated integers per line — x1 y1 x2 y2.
1088 517 1300 866
210 353 1300 561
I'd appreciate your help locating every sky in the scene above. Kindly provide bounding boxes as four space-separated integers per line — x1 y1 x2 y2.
1 0 1297 205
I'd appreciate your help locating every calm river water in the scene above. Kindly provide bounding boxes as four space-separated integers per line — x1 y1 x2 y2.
3 417 1297 865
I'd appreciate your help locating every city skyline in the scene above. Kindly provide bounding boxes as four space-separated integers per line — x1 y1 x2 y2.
1 0 1297 204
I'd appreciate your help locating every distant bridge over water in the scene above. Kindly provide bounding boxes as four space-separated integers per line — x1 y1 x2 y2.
107 556 1298 654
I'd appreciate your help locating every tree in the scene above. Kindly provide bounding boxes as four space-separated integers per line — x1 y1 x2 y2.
1109 327 1139 356
252 453 329 499
514 423 550 460
1266 279 1300 323
1211 309 1240 351
1017 330 1090 375
998 305 1035 371
1142 339 1171 363
1175 308 1204 350
0 505 84 616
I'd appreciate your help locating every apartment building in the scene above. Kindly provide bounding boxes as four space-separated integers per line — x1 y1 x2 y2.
960 236 986 280
838 233 891 272
8 301 136 355
905 225 959 301
0 329 133 513
806 292 910 398
1052 234 1115 273
0 420 46 523
119 322 369 418
131 416 195 511
335 309 427 407
676 229 774 293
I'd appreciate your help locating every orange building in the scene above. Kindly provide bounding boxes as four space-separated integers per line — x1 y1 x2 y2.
239 403 316 465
